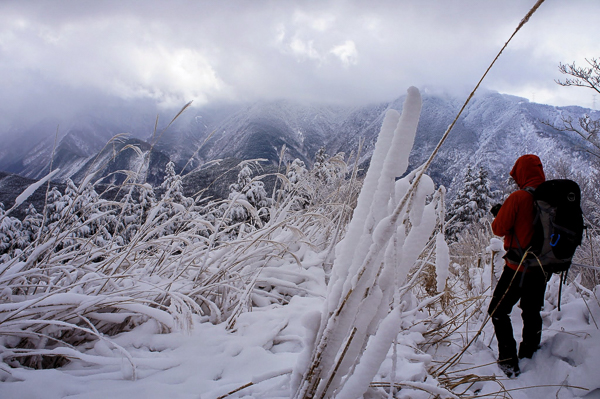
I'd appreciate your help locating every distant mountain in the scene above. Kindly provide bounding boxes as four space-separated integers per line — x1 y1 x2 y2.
0 89 597 209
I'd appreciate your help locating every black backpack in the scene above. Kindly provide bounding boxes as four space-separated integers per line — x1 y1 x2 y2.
519 179 585 274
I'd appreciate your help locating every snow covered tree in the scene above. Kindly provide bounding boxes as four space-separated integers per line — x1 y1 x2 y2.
22 204 43 244
220 164 273 232
44 186 69 226
446 165 496 242
312 147 346 185
0 204 28 260
156 161 195 236
112 192 141 245
287 158 308 186
59 179 114 245
307 147 348 208
275 158 310 210
137 182 157 224
160 161 192 207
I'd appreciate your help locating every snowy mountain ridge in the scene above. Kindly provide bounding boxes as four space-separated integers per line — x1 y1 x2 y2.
0 89 596 197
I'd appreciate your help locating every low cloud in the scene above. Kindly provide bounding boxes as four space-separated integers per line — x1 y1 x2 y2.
1 0 599 126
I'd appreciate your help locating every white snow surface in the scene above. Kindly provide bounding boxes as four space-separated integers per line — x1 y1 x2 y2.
2 271 599 399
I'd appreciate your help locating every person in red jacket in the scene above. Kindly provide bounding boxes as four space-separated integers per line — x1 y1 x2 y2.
488 154 549 378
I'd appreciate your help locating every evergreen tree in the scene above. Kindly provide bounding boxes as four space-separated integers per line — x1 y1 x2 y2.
158 161 195 236
287 159 308 186
161 161 193 207
45 186 68 226
277 158 310 209
115 192 141 245
61 179 111 244
0 204 28 260
137 182 157 224
220 164 273 236
446 165 496 241
22 204 43 244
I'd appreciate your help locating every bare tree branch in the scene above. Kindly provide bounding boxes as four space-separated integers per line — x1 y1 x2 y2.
548 58 600 160
541 115 600 160
555 58 600 95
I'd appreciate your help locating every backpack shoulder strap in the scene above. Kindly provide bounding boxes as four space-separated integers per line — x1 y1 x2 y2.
522 186 535 195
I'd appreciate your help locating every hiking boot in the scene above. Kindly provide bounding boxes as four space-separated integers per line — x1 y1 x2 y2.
518 342 539 359
498 358 520 378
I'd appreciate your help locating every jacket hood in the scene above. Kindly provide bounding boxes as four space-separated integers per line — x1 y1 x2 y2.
510 154 545 189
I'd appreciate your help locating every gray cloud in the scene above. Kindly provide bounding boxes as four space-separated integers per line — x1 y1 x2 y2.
1 0 599 126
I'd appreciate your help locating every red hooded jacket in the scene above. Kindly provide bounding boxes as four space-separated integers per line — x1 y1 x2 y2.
492 154 546 271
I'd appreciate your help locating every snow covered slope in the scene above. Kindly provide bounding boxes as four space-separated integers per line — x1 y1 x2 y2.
0 90 596 196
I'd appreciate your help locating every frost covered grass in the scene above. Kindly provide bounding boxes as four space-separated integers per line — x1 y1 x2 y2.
291 87 458 399
0 138 359 374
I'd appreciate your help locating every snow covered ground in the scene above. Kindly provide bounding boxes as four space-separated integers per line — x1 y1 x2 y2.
448 274 600 399
2 267 599 399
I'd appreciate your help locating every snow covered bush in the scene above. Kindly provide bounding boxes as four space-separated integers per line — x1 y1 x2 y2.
0 205 28 260
219 162 273 230
0 138 360 372
292 87 453 399
276 158 310 210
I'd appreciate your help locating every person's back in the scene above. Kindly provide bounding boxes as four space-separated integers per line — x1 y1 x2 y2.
492 154 545 270
488 154 548 377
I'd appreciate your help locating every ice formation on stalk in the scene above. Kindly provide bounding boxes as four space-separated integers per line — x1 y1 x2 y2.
292 87 447 399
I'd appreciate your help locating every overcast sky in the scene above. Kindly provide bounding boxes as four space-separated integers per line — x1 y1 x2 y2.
1 0 599 125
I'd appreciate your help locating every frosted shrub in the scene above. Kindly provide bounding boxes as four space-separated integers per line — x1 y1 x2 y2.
21 204 43 244
449 224 494 274
0 139 357 371
574 232 600 289
292 87 453 399
0 205 28 259
312 147 345 184
44 186 68 224
276 158 310 210
218 162 274 239
287 158 308 186
310 148 349 206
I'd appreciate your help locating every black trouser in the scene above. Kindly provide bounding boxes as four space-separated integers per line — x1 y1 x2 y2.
487 265 548 361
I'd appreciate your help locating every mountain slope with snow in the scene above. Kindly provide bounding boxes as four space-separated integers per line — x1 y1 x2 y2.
0 90 596 198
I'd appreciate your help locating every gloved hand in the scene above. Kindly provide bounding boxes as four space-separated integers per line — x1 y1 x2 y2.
490 204 502 217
